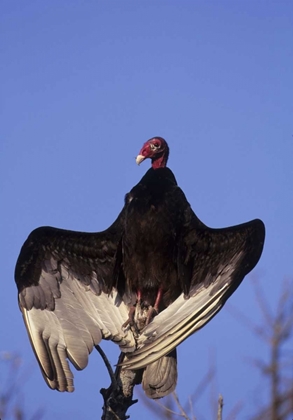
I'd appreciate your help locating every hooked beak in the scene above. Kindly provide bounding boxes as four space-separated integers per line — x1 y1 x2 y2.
136 154 145 165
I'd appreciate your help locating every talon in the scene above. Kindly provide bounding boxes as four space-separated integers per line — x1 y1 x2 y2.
122 306 136 329
122 290 142 330
145 287 163 324
146 306 158 325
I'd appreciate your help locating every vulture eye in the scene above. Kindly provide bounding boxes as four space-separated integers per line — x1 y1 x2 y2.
150 142 160 150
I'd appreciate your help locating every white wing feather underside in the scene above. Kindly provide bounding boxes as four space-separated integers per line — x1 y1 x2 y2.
123 251 244 369
19 257 135 392
18 249 246 389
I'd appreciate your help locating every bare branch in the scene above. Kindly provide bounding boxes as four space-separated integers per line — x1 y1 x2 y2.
217 395 223 420
251 276 274 327
226 303 270 342
246 278 293 419
226 401 244 420
153 401 189 419
186 361 216 406
172 391 190 420
188 396 196 420
95 346 118 389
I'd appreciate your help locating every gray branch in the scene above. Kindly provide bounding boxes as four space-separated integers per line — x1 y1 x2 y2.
96 348 138 420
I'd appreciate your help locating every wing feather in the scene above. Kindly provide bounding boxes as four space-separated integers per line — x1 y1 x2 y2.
122 271 231 369
123 218 265 369
16 210 135 392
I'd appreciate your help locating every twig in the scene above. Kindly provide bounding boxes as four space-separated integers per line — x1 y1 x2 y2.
226 401 244 420
217 395 223 420
251 277 273 327
154 399 190 419
188 396 196 420
184 362 215 409
238 278 293 420
172 391 190 420
227 303 269 342
95 345 117 388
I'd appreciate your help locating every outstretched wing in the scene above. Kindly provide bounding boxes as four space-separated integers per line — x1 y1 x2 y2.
15 209 135 392
123 210 265 369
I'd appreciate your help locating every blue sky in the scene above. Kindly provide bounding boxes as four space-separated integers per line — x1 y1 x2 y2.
1 1 293 419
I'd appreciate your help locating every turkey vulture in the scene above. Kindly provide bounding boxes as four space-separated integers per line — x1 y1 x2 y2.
15 137 265 399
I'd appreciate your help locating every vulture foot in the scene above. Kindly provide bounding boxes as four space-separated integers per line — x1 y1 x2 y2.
122 305 137 329
146 306 158 325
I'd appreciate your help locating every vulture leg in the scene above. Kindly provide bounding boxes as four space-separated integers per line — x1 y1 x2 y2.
122 291 142 330
122 306 136 328
146 288 163 325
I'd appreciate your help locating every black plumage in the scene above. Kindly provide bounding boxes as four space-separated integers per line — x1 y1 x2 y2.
15 137 265 398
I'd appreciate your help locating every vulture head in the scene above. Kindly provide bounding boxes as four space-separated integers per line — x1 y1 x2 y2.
136 136 169 168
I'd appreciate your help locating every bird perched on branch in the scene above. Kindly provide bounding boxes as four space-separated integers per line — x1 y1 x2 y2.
15 137 265 399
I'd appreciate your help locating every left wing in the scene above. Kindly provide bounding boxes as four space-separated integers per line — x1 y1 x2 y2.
123 214 265 369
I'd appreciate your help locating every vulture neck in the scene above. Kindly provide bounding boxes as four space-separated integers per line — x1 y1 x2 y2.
151 154 168 169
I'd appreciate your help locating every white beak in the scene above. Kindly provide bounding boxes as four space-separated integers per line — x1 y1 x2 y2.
136 154 145 165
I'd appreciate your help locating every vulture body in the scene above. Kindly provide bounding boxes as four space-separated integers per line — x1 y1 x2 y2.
15 137 265 398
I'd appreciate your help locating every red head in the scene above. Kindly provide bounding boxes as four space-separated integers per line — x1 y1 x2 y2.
136 137 169 169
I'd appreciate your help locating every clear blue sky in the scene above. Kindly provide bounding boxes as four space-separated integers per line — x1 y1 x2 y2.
1 1 292 419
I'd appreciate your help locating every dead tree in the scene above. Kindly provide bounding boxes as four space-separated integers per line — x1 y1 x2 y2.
228 278 293 419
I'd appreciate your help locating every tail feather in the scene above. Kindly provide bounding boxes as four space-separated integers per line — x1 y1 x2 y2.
142 349 177 399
